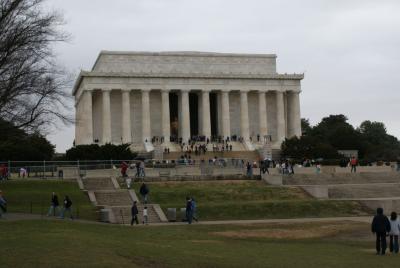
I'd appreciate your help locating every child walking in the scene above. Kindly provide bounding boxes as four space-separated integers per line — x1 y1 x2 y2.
143 206 148 225
389 212 400 254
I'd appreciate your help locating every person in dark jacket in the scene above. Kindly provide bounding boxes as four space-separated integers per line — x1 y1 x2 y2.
139 183 149 204
60 195 73 219
371 207 391 255
47 192 59 216
186 197 193 224
131 201 139 225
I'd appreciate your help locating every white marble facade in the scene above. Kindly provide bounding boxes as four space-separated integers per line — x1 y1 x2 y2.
73 51 303 150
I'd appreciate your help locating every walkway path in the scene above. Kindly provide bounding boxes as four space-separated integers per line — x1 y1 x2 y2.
1 213 372 226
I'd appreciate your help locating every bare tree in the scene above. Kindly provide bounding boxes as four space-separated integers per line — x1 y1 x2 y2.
0 0 72 133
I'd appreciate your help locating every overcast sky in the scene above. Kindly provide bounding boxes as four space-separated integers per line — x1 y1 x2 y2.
45 0 400 153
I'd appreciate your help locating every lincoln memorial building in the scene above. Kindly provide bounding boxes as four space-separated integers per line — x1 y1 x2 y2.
73 51 303 153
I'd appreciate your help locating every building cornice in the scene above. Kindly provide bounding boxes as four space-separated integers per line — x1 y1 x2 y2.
72 71 304 96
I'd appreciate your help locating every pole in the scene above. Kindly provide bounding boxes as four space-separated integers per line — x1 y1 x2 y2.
43 160 46 179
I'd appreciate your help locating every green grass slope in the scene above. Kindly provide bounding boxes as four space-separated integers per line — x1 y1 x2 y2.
0 180 96 220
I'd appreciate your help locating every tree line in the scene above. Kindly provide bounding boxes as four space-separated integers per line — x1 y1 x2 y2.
281 114 400 162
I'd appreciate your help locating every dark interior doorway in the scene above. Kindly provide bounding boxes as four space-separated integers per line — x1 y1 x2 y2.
210 92 218 136
189 93 199 136
169 92 179 139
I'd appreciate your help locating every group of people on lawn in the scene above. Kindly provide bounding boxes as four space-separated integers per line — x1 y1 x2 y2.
372 208 400 255
46 192 74 219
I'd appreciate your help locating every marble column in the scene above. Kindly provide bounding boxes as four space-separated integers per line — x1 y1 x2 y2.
258 91 268 139
161 90 171 142
287 91 302 137
102 88 112 144
80 89 93 144
141 89 151 142
180 89 191 143
276 91 286 142
201 89 211 138
240 90 250 140
221 90 231 139
121 89 131 143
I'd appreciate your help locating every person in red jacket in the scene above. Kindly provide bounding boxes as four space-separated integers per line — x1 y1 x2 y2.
121 161 128 177
350 156 358 173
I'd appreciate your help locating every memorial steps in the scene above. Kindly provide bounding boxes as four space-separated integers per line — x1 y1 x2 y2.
162 150 260 162
271 171 400 213
78 176 167 224
82 177 115 190
111 205 161 225
94 190 133 206
282 172 400 185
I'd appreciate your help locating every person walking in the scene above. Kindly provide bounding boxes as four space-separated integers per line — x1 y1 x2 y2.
389 212 400 254
130 201 139 225
350 156 358 173
142 206 148 225
0 190 7 218
191 197 198 222
60 195 73 220
120 161 128 177
135 162 141 178
185 197 193 224
47 192 60 216
371 207 391 255
140 161 146 178
139 183 149 204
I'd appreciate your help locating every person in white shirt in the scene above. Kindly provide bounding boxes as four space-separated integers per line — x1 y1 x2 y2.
142 206 148 225
389 212 400 254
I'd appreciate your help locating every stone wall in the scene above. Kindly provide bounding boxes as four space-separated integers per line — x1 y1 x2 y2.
92 51 277 75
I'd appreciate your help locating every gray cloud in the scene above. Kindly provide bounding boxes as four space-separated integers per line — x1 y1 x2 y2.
44 0 400 152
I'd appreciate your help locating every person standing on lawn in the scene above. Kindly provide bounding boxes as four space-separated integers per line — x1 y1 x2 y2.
47 192 60 216
186 197 193 224
191 197 198 222
60 195 73 220
131 201 139 225
371 207 391 255
389 212 400 254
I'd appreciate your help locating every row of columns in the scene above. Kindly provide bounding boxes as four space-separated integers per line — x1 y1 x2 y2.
79 88 301 145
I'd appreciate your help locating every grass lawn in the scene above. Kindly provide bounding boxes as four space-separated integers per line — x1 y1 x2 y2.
130 181 371 220
0 179 97 220
0 219 396 267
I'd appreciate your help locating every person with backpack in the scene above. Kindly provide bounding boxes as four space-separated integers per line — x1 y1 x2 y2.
371 207 391 255
130 201 139 225
0 190 7 218
389 211 400 254
47 192 60 217
139 183 149 204
60 195 73 220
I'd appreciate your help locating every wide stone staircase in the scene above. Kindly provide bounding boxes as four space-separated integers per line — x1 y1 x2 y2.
277 171 400 212
82 177 115 190
111 205 161 224
163 150 260 161
79 176 167 224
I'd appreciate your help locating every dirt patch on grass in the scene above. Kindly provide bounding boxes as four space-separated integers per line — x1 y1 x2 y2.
211 222 367 240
